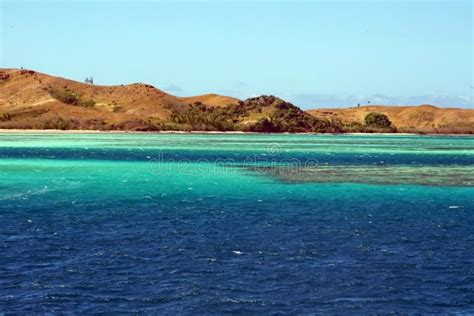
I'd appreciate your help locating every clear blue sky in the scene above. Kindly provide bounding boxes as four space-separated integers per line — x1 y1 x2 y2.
1 0 472 108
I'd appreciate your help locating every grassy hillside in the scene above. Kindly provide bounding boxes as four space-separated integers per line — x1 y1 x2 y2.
1 68 472 133
167 95 341 132
0 68 238 130
0 69 339 132
307 105 474 134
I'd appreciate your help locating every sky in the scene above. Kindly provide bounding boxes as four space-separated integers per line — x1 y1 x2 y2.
1 0 473 109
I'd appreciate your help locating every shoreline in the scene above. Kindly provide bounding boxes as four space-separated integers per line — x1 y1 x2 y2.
0 129 472 136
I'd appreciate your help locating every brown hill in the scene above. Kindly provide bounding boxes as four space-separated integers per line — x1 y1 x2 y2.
0 68 239 130
168 95 341 133
307 105 474 134
1 68 472 133
180 94 240 107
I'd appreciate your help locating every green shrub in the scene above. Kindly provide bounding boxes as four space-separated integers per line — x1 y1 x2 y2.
0 113 12 122
341 121 365 133
49 87 79 105
81 99 96 108
56 118 69 130
365 112 392 128
112 105 124 113
249 118 279 133
48 87 95 108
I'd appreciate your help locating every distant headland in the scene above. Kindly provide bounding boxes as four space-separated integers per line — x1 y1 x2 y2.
0 68 472 134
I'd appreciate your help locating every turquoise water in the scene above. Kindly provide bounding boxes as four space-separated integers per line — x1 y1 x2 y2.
1 133 473 313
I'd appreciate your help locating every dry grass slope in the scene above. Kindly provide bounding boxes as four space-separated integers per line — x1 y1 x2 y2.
0 68 239 130
307 105 474 134
1 68 472 133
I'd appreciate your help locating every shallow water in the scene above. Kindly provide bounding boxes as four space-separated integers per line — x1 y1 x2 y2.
1 133 473 313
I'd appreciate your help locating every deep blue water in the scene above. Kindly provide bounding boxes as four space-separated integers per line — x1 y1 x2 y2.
1 133 473 314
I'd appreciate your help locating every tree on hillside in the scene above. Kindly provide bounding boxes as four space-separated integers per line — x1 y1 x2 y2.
365 112 392 128
249 118 279 133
